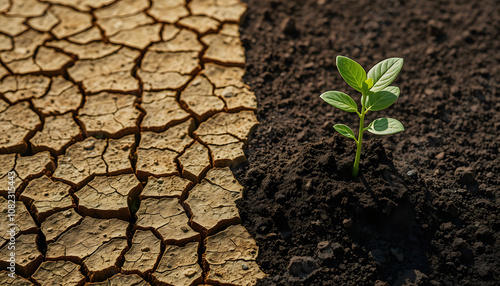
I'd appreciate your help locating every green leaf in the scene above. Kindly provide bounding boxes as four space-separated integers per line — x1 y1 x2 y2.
366 118 405 135
383 86 400 96
320 91 358 113
334 124 356 140
367 58 403 92
361 78 375 94
366 87 400 111
365 78 374 89
336 56 367 92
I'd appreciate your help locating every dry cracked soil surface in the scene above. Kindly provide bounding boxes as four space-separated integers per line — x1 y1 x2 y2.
0 0 265 285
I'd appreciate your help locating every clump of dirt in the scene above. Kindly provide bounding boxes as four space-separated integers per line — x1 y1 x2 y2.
234 0 499 285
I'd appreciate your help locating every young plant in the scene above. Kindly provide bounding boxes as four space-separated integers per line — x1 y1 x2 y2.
320 56 404 177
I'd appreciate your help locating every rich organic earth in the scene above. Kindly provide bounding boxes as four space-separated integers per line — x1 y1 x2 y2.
234 0 499 285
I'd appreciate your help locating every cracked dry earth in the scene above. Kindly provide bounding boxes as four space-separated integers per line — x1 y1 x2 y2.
0 0 266 285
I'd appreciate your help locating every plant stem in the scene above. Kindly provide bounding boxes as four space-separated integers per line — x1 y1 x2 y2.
352 94 366 177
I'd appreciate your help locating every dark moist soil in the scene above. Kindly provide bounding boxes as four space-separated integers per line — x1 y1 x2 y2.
233 0 499 285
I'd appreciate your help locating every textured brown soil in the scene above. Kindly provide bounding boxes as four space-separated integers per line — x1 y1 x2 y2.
234 0 500 285
0 0 265 284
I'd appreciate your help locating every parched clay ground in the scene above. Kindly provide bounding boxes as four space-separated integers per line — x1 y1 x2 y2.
0 0 265 285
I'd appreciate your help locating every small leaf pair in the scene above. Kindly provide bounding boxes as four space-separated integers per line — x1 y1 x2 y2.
320 56 405 177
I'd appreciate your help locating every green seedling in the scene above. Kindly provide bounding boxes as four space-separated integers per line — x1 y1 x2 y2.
320 56 404 177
